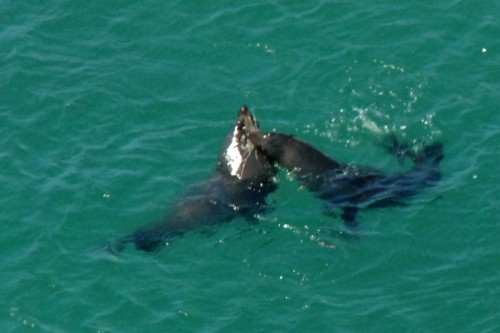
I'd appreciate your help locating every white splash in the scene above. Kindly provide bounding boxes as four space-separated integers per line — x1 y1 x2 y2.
353 107 382 134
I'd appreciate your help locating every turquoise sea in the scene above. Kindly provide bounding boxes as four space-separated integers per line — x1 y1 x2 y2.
1 1 499 332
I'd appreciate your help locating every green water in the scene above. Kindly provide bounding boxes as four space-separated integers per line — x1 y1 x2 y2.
1 1 499 332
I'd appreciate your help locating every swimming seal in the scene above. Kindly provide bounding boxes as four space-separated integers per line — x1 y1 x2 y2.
111 106 276 252
249 130 443 227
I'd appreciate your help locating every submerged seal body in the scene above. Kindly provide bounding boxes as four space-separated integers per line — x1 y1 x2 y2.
114 106 276 252
249 131 443 227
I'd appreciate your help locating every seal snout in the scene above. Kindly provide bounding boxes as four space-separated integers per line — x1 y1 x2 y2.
238 105 260 134
240 105 249 115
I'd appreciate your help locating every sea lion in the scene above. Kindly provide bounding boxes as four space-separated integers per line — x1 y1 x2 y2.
111 106 276 252
248 131 443 227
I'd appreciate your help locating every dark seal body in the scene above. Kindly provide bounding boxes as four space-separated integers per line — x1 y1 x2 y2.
249 131 443 227
113 106 276 252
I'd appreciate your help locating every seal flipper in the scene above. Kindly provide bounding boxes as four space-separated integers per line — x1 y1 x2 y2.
382 134 413 166
102 234 136 255
341 206 359 230
126 232 163 252
105 227 183 253
127 226 185 252
102 233 159 254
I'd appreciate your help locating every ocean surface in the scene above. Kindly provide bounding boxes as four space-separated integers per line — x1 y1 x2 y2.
1 1 499 332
